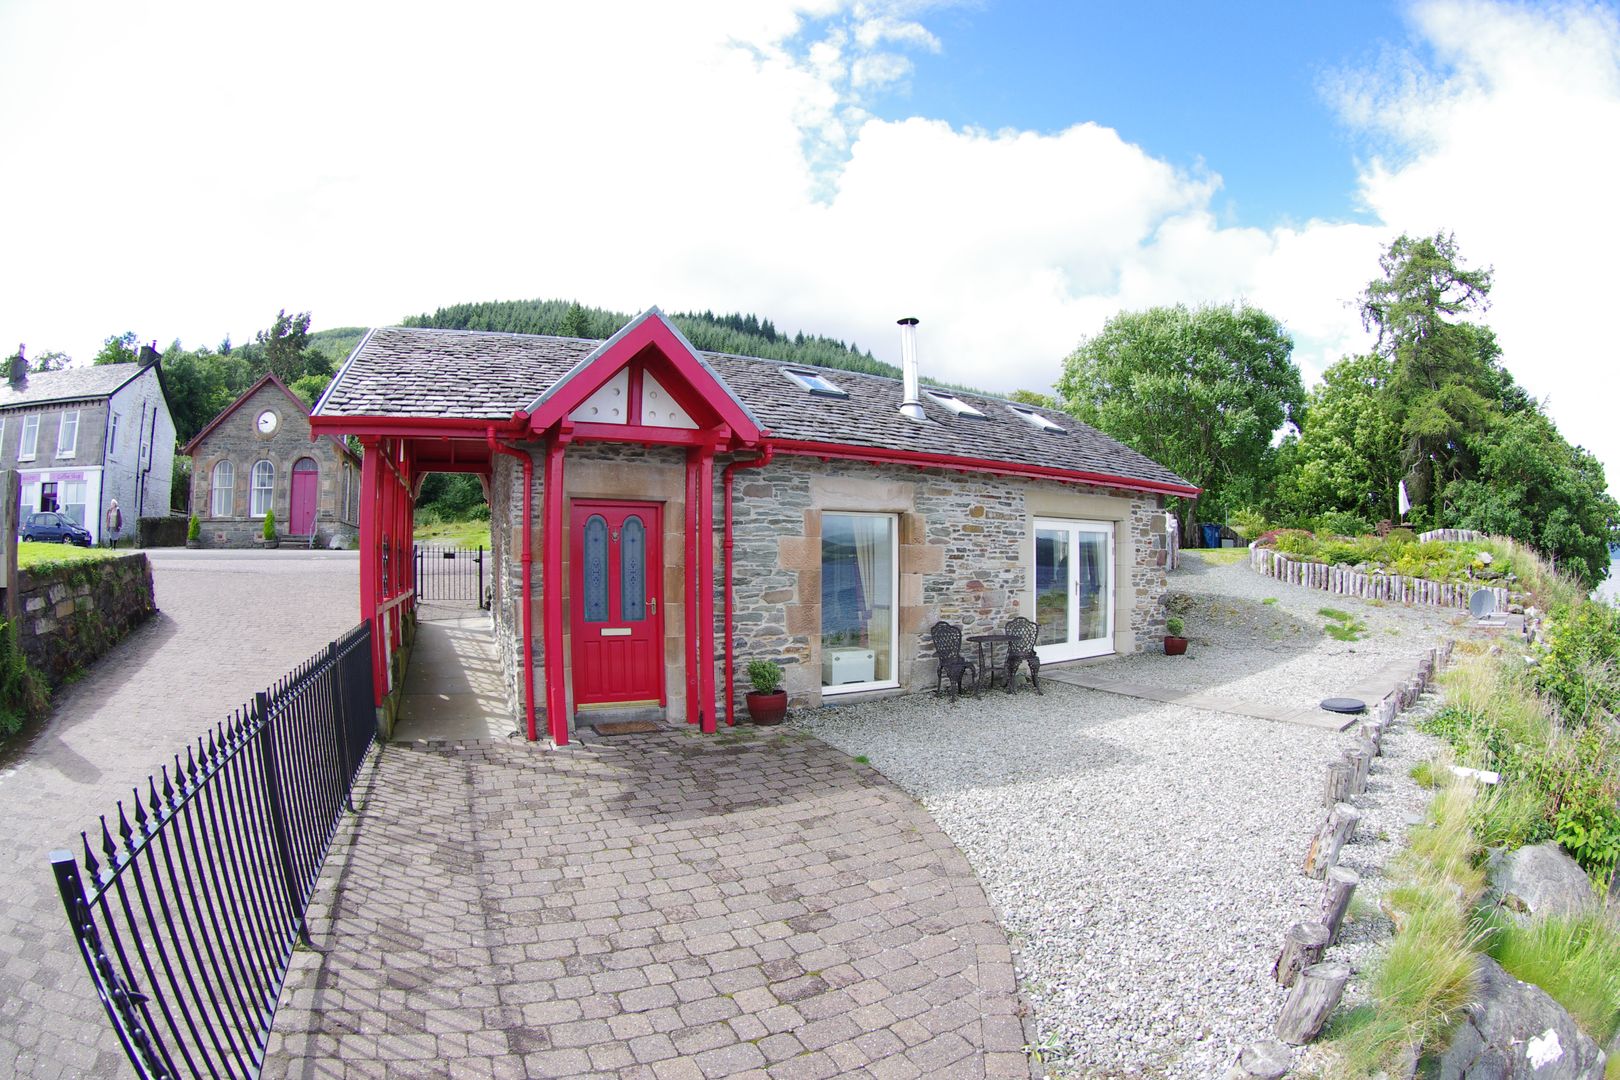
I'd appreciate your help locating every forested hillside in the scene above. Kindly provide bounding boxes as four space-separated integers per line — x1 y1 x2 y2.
404 299 896 377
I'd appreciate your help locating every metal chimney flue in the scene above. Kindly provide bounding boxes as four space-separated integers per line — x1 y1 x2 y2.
897 317 924 421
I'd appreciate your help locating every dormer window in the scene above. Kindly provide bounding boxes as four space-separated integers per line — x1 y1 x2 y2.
924 390 986 419
781 368 848 398
1008 405 1068 434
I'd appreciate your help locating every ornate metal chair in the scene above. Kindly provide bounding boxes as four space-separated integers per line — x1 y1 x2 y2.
1004 616 1043 694
930 621 978 703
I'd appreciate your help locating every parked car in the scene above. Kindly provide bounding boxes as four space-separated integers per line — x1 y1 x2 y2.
20 511 93 546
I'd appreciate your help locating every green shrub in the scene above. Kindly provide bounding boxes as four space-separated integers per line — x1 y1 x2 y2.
1534 601 1620 726
262 509 277 541
1165 616 1185 636
1484 911 1620 1046
1314 510 1372 537
745 659 783 694
0 619 49 738
1228 507 1268 540
186 514 200 542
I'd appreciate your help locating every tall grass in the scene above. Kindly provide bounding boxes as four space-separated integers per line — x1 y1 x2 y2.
1327 785 1484 1077
1483 910 1620 1047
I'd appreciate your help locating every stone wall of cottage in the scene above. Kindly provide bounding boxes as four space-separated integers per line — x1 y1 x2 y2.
486 445 1173 735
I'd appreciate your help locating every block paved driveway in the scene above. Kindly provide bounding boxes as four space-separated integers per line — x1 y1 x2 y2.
0 549 359 1080
265 727 1033 1079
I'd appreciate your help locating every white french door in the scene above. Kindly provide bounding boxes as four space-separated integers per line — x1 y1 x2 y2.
1032 518 1115 662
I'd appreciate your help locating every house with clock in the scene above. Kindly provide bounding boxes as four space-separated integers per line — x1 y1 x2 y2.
182 372 361 547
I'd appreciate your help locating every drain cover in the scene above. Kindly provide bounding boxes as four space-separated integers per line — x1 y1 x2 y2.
1320 697 1368 714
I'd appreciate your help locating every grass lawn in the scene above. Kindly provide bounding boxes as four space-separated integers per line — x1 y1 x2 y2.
413 519 491 549
1184 547 1249 566
16 542 122 570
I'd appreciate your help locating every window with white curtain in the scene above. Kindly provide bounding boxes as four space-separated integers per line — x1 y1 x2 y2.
819 512 898 693
211 460 235 517
56 410 79 457
19 415 38 460
250 460 274 517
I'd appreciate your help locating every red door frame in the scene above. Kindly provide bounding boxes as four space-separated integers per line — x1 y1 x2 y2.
568 499 665 709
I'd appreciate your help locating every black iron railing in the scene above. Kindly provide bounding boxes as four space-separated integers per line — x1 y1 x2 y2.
413 543 485 607
50 622 376 1080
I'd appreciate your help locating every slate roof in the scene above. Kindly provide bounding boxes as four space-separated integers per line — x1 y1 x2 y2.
316 326 1196 493
0 363 144 409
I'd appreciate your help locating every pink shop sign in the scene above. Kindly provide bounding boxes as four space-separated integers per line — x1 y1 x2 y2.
21 471 85 483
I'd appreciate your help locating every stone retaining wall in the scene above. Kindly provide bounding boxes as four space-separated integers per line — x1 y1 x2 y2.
1249 545 1510 611
15 554 155 687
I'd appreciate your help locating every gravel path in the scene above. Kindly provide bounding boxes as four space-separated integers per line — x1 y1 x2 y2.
797 553 1455 1078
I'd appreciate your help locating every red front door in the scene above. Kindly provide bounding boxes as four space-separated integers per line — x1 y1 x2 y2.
570 501 664 708
289 458 319 534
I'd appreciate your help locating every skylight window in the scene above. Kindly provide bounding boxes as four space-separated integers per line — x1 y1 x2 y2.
781 368 848 398
924 390 986 419
1008 404 1068 434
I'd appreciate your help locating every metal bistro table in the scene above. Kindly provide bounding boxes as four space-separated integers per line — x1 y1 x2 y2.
967 632 1012 691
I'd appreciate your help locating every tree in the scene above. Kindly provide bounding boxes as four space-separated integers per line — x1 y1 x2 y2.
1007 389 1060 410
1057 302 1304 541
1445 408 1619 587
93 331 139 366
1360 232 1502 522
1272 353 1403 524
253 309 313 385
27 349 72 373
558 301 590 339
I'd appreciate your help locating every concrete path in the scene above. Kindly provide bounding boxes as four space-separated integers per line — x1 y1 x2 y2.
392 609 515 742
0 550 359 1080
265 728 1033 1079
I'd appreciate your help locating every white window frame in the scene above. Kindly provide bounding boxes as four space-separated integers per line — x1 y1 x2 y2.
19 414 39 460
250 460 274 518
781 368 849 398
60 480 88 527
1031 517 1116 663
1008 404 1068 433
819 510 901 697
211 460 235 518
56 410 79 458
107 412 120 456
925 390 986 418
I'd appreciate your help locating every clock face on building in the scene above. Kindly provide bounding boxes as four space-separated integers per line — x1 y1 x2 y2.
257 410 278 434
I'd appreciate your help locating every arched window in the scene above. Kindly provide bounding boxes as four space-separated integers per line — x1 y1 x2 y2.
211 460 235 518
250 460 274 517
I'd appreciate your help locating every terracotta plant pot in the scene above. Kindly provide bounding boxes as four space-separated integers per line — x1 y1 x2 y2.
745 690 788 726
1164 636 1189 656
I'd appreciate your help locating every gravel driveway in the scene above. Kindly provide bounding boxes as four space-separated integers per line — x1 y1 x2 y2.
799 553 1457 1078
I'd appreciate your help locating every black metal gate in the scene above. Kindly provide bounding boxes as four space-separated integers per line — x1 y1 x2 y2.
413 544 485 607
50 623 376 1080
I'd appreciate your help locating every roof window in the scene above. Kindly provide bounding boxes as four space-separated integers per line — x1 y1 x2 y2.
1008 404 1068 434
781 368 848 398
924 390 986 419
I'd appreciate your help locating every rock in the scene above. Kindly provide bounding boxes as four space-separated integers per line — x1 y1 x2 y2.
1436 957 1606 1079
1485 843 1598 923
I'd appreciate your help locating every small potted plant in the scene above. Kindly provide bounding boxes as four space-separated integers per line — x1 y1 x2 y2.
259 509 279 549
1164 615 1188 656
186 514 202 549
744 659 788 726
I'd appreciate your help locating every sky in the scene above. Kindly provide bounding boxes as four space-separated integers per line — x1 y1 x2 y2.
2 0 1618 488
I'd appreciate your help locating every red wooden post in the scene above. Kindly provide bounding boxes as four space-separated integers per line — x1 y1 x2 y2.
357 438 383 705
543 436 568 745
684 452 700 725
696 446 716 734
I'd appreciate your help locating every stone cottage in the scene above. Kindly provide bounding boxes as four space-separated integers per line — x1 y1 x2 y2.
309 309 1197 744
183 373 360 547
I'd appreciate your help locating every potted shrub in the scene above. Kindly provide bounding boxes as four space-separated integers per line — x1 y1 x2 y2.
744 659 788 726
259 509 279 549
1164 615 1188 656
185 514 202 549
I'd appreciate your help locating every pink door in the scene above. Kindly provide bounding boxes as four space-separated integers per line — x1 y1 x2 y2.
289 458 319 534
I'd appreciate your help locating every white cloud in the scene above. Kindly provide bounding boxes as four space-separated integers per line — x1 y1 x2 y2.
1 0 1616 487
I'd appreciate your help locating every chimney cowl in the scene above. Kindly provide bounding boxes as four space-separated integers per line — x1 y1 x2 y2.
897 318 924 422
